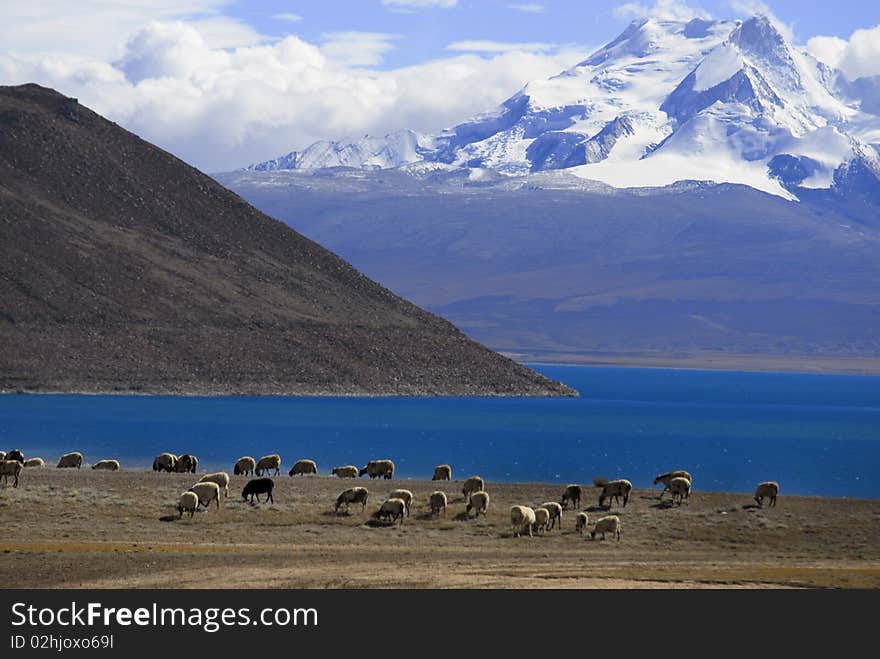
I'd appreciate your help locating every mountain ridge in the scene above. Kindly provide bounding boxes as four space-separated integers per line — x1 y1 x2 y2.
0 83 574 397
245 15 880 202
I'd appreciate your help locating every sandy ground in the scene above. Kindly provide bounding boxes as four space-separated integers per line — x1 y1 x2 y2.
1 469 878 589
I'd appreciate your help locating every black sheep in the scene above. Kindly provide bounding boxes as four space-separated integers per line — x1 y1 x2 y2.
241 478 274 504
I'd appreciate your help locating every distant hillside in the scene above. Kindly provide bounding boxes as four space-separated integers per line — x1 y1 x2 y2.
0 84 574 396
219 167 880 372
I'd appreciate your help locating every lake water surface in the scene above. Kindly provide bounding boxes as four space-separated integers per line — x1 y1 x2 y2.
1 365 877 497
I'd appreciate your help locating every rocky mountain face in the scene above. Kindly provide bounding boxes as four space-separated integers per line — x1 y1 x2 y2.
247 15 880 202
0 84 574 396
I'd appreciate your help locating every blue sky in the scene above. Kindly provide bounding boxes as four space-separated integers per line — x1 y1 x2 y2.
1 0 878 171
229 0 880 68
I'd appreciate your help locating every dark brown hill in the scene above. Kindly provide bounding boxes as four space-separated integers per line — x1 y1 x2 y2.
0 84 573 396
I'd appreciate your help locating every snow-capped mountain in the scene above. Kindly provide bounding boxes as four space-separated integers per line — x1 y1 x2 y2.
247 15 880 201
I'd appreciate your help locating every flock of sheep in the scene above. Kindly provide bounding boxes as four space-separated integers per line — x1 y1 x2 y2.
0 448 782 540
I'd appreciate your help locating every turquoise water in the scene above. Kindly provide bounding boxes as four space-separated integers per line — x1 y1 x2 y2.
1 365 878 497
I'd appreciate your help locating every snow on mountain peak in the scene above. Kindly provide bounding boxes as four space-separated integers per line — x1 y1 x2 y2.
245 14 880 200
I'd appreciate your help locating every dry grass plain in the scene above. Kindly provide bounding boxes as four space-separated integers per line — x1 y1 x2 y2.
1 468 878 589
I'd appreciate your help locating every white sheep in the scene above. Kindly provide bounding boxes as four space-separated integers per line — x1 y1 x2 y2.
466 491 490 517
429 491 448 517
598 479 632 508
331 465 359 478
56 452 83 469
534 507 552 535
199 472 231 498
754 481 779 507
561 484 583 510
0 460 23 487
359 459 395 480
335 487 369 513
389 489 414 516
575 512 589 535
591 515 621 541
177 491 198 518
23 457 45 468
432 464 452 481
541 501 563 530
256 454 282 476
462 476 485 503
91 459 119 471
289 459 318 476
377 497 406 525
654 470 693 499
153 453 178 472
0 451 5 461
189 482 221 510
234 456 256 476
510 505 536 538
668 476 691 505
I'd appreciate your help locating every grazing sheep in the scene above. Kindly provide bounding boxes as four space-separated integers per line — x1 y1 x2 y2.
377 497 406 525
256 454 282 476
234 456 256 476
331 465 359 479
177 491 198 519
654 470 693 499
754 481 779 508
598 479 632 508
462 476 485 503
56 452 83 469
199 472 231 498
335 487 369 513
289 459 318 476
575 512 589 535
23 457 45 468
189 482 221 510
561 484 584 510
175 454 198 474
429 491 448 517
541 501 563 530
533 507 551 535
0 460 23 487
668 476 691 505
389 489 414 516
5 449 24 463
92 459 120 471
152 453 178 473
242 478 275 504
432 464 452 481
510 505 536 538
466 491 490 518
590 515 621 541
359 459 395 480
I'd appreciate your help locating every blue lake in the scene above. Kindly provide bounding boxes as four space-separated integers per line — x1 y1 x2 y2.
1 365 878 498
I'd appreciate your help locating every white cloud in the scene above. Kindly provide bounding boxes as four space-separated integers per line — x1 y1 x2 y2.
806 26 880 80
0 0 235 59
381 0 458 8
447 40 558 53
320 32 399 67
507 3 545 12
614 0 708 22
273 13 303 23
0 21 589 173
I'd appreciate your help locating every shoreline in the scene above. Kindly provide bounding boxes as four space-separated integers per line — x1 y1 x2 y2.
510 353 880 376
4 356 880 400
